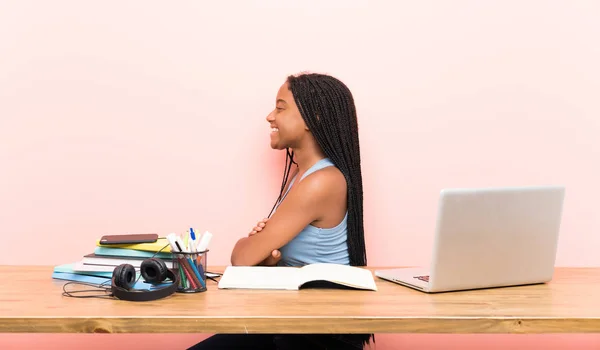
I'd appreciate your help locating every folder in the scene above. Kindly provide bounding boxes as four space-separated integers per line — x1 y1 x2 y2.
94 246 173 259
95 237 172 253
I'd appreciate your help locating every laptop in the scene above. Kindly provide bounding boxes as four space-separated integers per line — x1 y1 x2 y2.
375 185 565 293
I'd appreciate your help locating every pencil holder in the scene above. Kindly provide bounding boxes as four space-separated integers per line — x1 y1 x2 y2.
172 250 208 293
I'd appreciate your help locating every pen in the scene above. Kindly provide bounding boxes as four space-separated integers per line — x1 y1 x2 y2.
170 233 197 289
167 233 189 289
174 240 199 289
174 240 183 253
188 228 201 265
187 256 205 288
189 229 206 287
189 228 198 261
180 259 198 289
179 266 187 289
175 236 204 289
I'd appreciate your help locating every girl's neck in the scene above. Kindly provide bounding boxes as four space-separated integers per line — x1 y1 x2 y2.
290 145 326 174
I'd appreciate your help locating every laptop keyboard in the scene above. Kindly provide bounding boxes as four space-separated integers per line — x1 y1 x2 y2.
414 275 429 282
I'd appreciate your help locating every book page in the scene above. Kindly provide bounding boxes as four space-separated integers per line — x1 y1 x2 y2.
218 266 300 290
297 263 377 291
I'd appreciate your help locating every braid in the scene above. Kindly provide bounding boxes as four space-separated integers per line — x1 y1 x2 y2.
268 148 296 219
286 73 367 267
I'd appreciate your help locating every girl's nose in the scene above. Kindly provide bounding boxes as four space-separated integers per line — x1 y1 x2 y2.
266 111 275 122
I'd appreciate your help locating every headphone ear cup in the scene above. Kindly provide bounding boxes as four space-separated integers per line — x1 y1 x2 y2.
113 264 136 290
141 258 168 284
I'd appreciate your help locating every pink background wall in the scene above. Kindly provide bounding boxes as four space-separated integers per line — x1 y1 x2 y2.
1 0 599 349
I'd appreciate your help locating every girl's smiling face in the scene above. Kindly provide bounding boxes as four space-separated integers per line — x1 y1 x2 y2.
265 82 309 150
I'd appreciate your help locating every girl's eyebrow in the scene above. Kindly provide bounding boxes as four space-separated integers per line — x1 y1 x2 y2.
276 99 288 105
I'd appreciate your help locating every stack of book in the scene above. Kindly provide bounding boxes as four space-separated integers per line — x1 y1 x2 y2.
52 238 174 285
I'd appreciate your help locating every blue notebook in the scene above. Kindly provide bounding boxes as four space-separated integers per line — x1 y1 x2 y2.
52 272 112 285
54 263 113 278
52 272 172 290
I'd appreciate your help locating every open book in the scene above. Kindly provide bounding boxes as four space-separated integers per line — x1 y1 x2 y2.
217 263 377 291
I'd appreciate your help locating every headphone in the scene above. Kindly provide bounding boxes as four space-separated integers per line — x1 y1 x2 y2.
111 258 179 302
62 255 180 302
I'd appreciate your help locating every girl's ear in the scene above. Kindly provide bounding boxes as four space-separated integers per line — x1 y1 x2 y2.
302 119 310 131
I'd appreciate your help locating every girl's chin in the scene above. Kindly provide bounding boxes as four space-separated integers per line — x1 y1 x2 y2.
270 141 288 150
270 133 283 149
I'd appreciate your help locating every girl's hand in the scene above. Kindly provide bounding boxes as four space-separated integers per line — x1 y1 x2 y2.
260 249 281 266
249 218 281 266
249 217 269 236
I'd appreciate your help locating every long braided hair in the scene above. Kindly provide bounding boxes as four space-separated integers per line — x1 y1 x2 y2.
267 73 372 346
271 72 367 267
